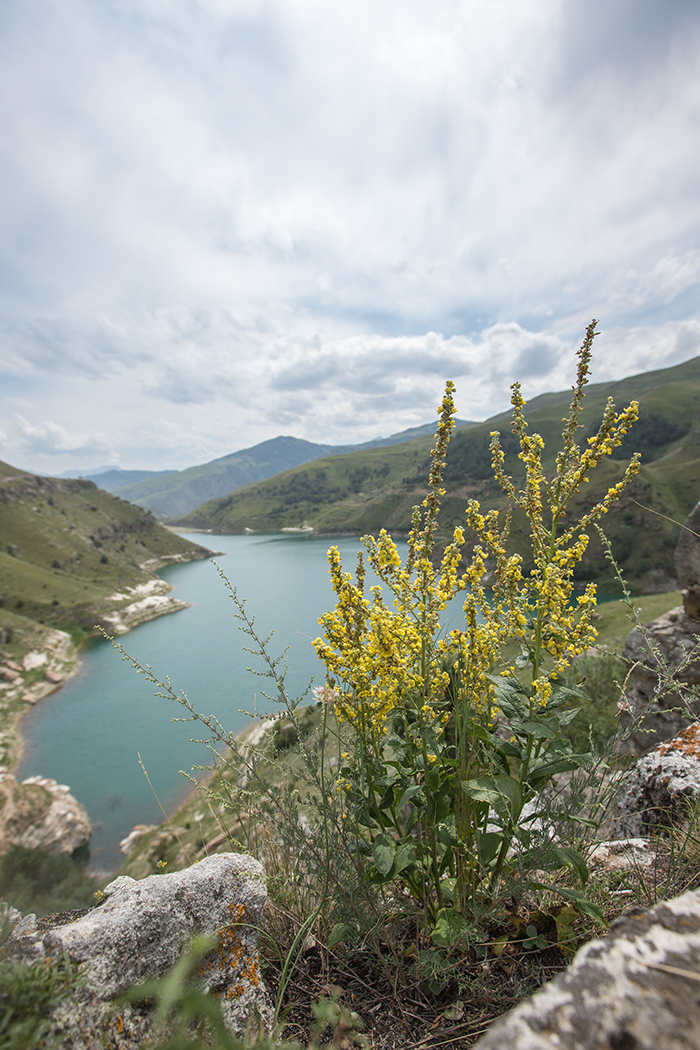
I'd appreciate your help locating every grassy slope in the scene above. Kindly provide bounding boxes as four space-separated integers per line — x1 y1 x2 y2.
176 356 700 593
0 465 212 631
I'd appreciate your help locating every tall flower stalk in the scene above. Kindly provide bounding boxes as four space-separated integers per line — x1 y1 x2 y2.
313 321 640 937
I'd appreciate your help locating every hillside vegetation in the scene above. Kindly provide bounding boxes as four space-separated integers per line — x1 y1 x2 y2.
109 423 474 520
0 461 212 635
176 356 700 593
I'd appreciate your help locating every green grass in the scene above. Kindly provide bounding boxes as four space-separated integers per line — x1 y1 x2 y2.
0 468 211 630
593 590 683 652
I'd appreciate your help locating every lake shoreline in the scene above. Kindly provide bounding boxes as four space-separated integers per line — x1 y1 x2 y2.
3 561 213 779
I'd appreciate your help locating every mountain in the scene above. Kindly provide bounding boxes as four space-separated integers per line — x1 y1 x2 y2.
173 356 700 594
103 421 473 520
0 462 212 632
59 465 115 477
79 468 178 493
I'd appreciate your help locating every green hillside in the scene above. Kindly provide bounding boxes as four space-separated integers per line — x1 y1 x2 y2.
175 356 700 593
0 465 212 633
109 423 475 520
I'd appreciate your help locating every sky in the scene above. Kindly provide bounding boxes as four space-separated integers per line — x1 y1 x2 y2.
1 0 700 475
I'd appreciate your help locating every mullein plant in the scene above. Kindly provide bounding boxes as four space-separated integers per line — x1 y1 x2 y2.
313 321 641 942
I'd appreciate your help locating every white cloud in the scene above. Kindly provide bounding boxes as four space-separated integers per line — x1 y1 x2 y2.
10 416 117 460
0 1 698 473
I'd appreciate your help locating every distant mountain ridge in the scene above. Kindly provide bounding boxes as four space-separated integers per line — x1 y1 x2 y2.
96 420 473 520
75 468 178 492
173 354 700 594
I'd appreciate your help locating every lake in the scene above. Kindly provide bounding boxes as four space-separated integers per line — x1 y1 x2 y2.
17 533 407 874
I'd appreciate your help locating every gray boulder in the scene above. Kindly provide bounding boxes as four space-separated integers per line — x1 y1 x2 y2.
617 500 700 754
0 772 91 855
620 605 700 754
612 722 700 838
5 852 271 1047
675 498 700 590
472 887 700 1050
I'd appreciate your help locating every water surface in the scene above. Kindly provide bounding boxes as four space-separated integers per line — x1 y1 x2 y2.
17 533 403 872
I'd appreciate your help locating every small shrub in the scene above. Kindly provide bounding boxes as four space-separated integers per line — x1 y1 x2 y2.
0 952 82 1050
0 846 99 917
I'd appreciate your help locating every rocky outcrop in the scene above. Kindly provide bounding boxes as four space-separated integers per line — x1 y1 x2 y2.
472 887 700 1050
98 579 189 635
0 772 91 854
620 608 700 752
5 853 270 1047
675 497 700 590
619 501 700 754
613 722 700 838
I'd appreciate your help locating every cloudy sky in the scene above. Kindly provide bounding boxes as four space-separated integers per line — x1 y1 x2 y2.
1 0 699 474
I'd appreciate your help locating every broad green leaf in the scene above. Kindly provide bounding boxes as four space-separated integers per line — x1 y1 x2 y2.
486 675 530 720
476 831 502 868
440 877 458 901
397 784 424 809
512 718 559 739
555 706 581 727
356 806 374 828
547 680 592 708
372 833 396 876
394 842 417 874
431 908 467 948
328 922 354 948
463 775 522 819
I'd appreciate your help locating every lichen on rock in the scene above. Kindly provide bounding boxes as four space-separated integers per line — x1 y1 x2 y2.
4 852 271 1047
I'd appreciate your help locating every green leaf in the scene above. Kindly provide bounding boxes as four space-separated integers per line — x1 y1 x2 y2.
555 706 581 727
462 774 522 819
512 718 559 739
531 882 607 926
394 842 417 874
437 822 459 847
328 922 354 948
372 833 396 876
486 675 530 720
397 784 424 809
527 741 593 788
431 908 467 948
356 806 375 828
476 831 502 867
547 680 591 708
552 846 589 887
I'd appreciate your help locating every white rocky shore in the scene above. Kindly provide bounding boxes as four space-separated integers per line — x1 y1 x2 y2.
99 578 189 635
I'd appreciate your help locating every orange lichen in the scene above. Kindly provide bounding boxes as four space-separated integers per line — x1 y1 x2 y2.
196 898 261 1001
658 723 700 759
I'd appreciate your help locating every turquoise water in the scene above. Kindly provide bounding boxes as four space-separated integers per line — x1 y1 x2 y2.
16 534 406 873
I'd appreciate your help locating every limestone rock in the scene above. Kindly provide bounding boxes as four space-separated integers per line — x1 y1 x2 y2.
612 722 700 838
119 823 157 856
620 605 700 753
472 887 700 1050
5 853 271 1047
588 837 655 871
675 499 700 589
0 773 91 855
